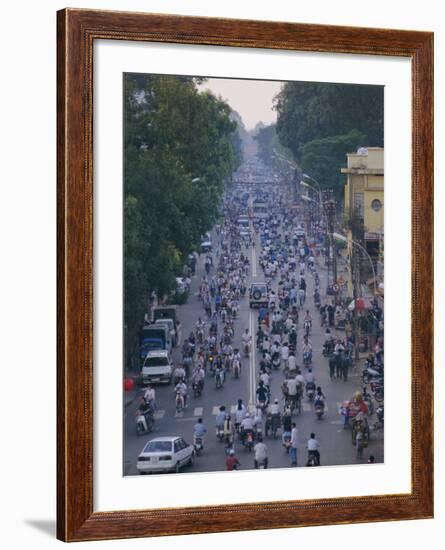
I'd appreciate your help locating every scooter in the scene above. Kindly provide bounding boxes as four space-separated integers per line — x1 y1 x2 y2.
244 430 255 452
306 382 316 401
135 411 154 436
175 391 184 413
307 451 320 466
315 401 325 420
194 436 204 455
303 351 312 367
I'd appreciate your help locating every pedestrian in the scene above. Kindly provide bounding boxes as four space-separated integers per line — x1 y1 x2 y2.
329 353 336 380
342 354 352 381
290 423 299 466
356 430 365 459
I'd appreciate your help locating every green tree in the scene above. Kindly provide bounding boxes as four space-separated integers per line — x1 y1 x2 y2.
123 74 240 360
274 82 383 163
299 129 367 200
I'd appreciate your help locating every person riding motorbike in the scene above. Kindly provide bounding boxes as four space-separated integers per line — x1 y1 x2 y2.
234 399 246 433
240 413 255 445
193 418 207 449
225 448 241 471
242 328 252 355
256 380 270 408
254 437 268 469
174 380 188 409
307 433 321 466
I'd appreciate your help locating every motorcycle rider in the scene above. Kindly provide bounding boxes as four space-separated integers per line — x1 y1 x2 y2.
137 397 154 430
215 405 226 436
226 448 241 471
174 379 188 408
314 387 326 413
234 399 247 433
193 418 207 449
223 414 235 448
254 437 268 469
240 412 255 445
143 384 156 411
256 380 269 408
307 433 321 466
173 364 186 385
242 328 252 355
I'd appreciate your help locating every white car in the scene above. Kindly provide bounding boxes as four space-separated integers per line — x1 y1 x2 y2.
137 437 194 474
141 350 173 385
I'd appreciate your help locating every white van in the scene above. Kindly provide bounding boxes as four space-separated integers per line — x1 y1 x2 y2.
141 350 173 385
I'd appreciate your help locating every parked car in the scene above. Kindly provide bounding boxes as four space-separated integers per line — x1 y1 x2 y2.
141 350 173 385
137 436 194 474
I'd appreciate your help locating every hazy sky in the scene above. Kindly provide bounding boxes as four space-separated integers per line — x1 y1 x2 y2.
198 78 284 130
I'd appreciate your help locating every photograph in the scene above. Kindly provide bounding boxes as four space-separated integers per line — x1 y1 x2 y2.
122 73 385 476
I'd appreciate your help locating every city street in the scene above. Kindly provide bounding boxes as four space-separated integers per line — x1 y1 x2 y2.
123 176 383 475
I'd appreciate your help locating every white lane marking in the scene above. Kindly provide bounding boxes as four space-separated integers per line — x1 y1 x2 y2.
193 407 203 417
174 410 184 418
302 402 312 412
230 405 237 414
154 410 165 420
249 309 256 408
212 406 220 415
330 420 344 425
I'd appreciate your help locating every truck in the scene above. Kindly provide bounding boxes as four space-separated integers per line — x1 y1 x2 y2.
151 306 179 342
139 324 170 365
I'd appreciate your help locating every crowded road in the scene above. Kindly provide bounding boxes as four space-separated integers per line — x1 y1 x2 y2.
124 162 383 475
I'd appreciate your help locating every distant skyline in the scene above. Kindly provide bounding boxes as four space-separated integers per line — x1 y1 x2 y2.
198 78 283 130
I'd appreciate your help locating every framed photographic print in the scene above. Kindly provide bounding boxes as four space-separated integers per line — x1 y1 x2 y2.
57 8 433 542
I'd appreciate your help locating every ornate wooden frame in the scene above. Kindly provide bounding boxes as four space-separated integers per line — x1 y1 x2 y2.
57 8 433 542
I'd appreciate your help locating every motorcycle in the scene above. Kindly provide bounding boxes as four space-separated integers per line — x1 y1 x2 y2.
362 365 383 384
135 411 154 436
373 405 384 430
233 361 241 379
216 427 224 442
306 382 316 401
243 341 250 357
244 429 255 452
272 354 281 370
314 400 325 420
215 369 224 389
192 381 202 398
175 391 184 413
307 450 320 466
303 351 312 367
322 339 334 357
194 436 204 455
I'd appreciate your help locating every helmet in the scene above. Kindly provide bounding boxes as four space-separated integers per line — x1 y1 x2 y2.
245 412 250 418
229 449 235 455
274 399 279 404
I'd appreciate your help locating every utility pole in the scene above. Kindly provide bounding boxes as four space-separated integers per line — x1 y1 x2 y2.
326 192 337 285
348 176 359 364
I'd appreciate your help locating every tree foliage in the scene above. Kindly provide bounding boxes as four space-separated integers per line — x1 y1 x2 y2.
273 81 383 199
124 74 241 344
300 129 368 199
274 82 383 162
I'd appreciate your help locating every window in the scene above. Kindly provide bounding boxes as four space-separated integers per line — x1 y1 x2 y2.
371 198 382 211
353 192 364 217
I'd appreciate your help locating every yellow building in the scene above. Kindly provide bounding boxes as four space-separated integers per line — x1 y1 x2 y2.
342 147 384 259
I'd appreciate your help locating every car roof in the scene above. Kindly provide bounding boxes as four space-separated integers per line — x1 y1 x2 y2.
147 350 170 357
147 436 180 442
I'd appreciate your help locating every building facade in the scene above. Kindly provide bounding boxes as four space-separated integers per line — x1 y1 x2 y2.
342 147 384 260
